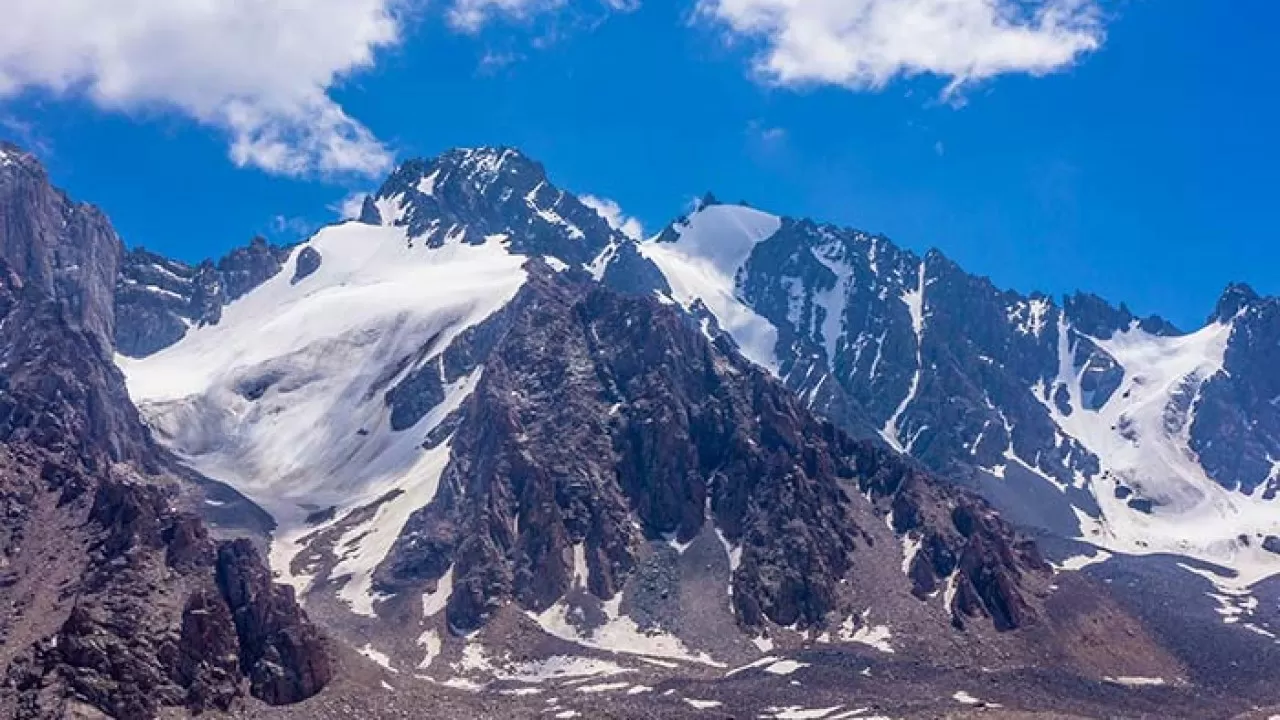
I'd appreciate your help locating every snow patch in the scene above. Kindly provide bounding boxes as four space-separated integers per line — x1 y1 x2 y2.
359 644 397 673
881 260 927 450
530 591 724 667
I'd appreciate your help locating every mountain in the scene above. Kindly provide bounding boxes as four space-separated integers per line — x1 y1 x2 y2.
632 202 1280 580
0 143 331 719
4 142 1280 717
115 238 293 358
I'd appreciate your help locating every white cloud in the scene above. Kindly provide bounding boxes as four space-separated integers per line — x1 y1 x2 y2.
697 0 1104 95
0 0 404 177
581 194 645 241
331 191 372 220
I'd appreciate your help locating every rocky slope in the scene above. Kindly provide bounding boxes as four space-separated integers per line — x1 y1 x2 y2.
109 146 1243 716
0 147 331 719
631 199 1280 585
5 141 1280 717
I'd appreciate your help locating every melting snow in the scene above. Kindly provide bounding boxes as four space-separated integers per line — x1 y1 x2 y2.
839 611 894 653
416 629 441 670
763 706 847 719
1104 676 1167 687
530 591 724 667
422 566 455 618
359 644 397 673
953 690 999 706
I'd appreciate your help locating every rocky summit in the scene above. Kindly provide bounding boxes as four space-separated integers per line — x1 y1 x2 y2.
1 143 1279 719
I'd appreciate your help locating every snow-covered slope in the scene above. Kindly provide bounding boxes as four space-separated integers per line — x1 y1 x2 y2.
1042 317 1280 583
119 221 528 608
639 204 782 370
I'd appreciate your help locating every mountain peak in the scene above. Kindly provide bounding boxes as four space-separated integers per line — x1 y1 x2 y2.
1212 281 1260 323
0 141 46 180
363 145 621 265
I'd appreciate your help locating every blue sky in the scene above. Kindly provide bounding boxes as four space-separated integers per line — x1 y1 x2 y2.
1 0 1275 330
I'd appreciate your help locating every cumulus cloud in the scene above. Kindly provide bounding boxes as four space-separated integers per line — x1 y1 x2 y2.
0 0 404 177
697 0 1104 95
581 194 645 240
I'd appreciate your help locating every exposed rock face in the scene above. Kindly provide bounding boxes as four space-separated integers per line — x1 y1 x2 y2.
855 444 1049 630
0 261 155 470
216 539 332 705
1190 287 1280 495
0 149 330 717
5 475 331 719
367 148 669 294
0 265 331 717
114 237 291 358
292 246 322 284
371 266 1047 634
0 142 121 352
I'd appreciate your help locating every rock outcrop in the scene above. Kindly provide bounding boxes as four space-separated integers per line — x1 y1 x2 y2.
0 147 331 718
371 265 1048 635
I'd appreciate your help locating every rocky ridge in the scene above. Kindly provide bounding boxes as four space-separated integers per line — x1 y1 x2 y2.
0 149 332 718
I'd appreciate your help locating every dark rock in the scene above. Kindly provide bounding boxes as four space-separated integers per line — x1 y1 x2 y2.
292 246 322 283
114 237 290 358
0 142 121 352
1263 536 1280 555
215 539 332 705
374 268 1046 635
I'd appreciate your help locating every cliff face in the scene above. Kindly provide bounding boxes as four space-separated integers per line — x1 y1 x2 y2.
0 147 332 718
0 143 121 353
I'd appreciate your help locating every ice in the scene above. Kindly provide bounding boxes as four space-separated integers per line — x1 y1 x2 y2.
118 222 528 610
640 205 783 372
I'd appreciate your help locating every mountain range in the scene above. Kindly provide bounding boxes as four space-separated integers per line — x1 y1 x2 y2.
2 141 1279 719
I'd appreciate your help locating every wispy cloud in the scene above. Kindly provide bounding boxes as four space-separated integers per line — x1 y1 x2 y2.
269 214 320 240
697 0 1104 97
330 191 371 220
581 194 645 240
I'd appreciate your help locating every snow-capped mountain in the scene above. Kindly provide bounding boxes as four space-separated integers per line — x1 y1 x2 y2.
117 148 1059 656
627 200 1280 587
8 142 1280 717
